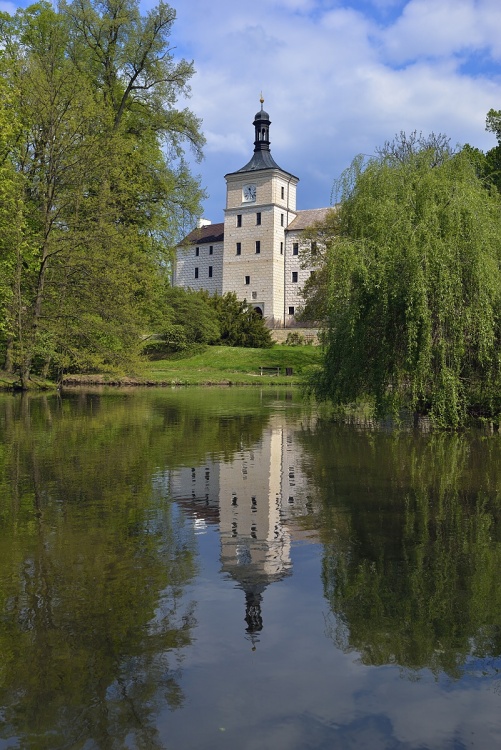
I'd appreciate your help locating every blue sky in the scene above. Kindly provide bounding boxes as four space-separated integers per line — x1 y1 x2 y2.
3 0 501 223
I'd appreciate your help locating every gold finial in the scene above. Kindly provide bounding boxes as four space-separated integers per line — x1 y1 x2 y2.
260 92 264 107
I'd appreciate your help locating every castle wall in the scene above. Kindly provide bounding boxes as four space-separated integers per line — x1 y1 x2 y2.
174 239 223 294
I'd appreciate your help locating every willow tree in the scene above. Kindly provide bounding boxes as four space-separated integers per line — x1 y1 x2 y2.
310 134 501 427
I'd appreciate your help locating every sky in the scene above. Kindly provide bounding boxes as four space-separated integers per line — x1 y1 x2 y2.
3 0 501 224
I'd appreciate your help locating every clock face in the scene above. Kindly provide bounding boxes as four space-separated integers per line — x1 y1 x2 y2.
243 184 256 202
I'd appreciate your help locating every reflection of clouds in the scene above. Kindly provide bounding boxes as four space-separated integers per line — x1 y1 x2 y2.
367 673 501 749
161 410 501 749
164 552 501 748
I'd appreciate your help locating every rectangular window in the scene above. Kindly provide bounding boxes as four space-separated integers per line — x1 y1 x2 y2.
256 212 261 225
245 275 250 285
195 247 200 257
280 241 283 255
208 266 213 278
252 291 257 300
288 306 295 315
292 271 298 283
255 240 260 254
236 242 241 255
281 186 285 200
293 243 299 256
237 214 242 227
209 245 213 255
194 267 199 279
281 213 284 227
311 241 317 256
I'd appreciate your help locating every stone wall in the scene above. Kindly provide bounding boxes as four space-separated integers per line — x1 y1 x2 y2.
174 240 224 294
269 328 320 345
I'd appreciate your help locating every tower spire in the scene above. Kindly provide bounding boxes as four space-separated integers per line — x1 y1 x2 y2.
254 96 270 153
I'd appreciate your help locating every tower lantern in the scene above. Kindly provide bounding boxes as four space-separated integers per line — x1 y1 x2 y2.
253 94 271 152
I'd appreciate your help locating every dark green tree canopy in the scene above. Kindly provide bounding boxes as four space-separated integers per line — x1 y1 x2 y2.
146 288 273 355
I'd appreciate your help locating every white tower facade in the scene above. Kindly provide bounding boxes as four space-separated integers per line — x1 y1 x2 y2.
222 102 298 323
174 100 332 327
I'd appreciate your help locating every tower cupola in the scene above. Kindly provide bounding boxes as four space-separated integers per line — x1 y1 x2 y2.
254 96 271 152
225 96 298 177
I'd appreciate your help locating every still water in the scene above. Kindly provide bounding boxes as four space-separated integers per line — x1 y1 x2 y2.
1 387 501 750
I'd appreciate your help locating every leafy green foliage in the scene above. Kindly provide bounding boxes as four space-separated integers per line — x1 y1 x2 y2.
207 291 273 348
0 0 205 386
146 289 273 355
310 136 501 426
160 287 220 351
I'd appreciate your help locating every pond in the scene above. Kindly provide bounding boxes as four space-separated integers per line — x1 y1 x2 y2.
0 387 500 749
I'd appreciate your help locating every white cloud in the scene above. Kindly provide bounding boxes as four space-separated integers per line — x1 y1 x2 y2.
171 0 501 219
379 0 501 64
9 0 500 218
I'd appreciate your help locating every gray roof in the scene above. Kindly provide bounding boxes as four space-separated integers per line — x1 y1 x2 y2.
226 150 298 178
286 207 334 231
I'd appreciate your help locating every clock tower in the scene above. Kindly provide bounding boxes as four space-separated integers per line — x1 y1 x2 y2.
222 99 299 324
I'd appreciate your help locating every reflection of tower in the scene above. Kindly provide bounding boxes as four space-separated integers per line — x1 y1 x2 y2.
244 588 264 645
218 421 292 647
167 413 314 645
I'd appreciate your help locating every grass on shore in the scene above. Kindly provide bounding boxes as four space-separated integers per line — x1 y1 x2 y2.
141 344 322 385
0 345 323 389
57 344 323 386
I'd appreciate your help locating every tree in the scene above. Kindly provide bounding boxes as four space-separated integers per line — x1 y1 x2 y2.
0 74 23 372
0 1 205 386
310 136 501 427
162 287 221 350
480 109 501 194
145 289 273 355
207 292 273 348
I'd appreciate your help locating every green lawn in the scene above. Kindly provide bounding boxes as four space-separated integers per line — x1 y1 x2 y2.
1 345 323 389
138 344 322 385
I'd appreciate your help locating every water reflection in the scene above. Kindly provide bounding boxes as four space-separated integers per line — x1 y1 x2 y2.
169 414 315 647
297 423 501 678
1 389 501 749
0 391 200 749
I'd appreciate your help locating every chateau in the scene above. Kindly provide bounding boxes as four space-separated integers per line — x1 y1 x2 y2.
173 99 331 326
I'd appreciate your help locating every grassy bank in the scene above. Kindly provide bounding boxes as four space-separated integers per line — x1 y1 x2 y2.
59 345 322 386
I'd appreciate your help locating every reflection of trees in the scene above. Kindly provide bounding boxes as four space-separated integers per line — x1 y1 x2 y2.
299 424 501 677
0 388 272 748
